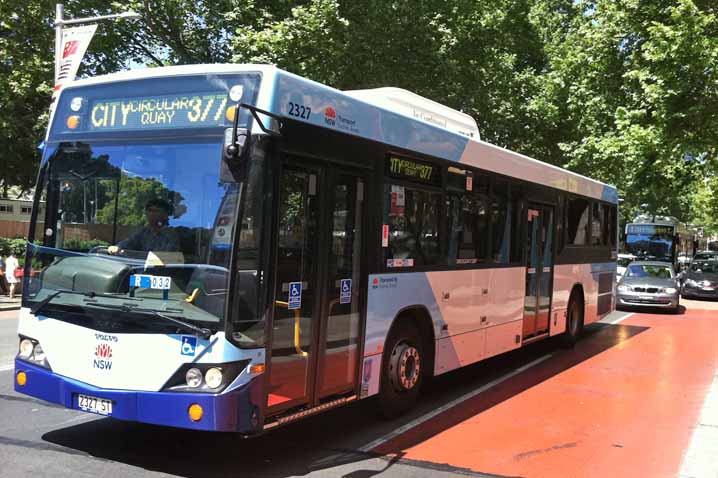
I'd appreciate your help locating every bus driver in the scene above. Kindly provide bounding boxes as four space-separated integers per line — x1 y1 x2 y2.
107 198 180 254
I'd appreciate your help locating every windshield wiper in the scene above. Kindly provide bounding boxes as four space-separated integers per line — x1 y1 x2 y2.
84 302 214 339
30 289 139 315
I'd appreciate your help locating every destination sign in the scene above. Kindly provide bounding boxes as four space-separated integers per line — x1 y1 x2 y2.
88 92 229 131
387 156 439 184
626 225 674 235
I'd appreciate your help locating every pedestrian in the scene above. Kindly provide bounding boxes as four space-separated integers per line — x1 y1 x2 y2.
5 252 19 299
0 255 8 295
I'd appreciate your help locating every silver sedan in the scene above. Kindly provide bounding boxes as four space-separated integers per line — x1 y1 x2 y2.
616 261 680 313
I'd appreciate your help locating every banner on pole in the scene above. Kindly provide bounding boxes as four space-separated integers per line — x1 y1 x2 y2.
52 24 97 101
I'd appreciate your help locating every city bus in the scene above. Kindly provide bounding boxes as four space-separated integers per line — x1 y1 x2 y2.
14 64 618 434
624 216 699 267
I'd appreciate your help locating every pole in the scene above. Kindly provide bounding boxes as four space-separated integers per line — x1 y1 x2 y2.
54 4 64 83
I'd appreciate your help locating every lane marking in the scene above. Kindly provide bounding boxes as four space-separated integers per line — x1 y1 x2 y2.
605 312 634 325
358 353 553 453
679 373 718 478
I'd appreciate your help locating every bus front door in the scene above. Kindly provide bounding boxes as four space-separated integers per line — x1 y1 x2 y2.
523 204 554 339
267 163 366 415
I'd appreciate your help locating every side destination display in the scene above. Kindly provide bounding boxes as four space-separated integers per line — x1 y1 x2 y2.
386 155 440 185
89 92 229 131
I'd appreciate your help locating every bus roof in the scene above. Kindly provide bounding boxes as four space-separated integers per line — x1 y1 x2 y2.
61 64 617 203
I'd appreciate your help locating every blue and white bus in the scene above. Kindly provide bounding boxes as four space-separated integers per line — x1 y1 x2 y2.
15 65 618 433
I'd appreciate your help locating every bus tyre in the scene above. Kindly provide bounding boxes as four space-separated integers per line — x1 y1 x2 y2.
379 321 424 418
561 292 584 347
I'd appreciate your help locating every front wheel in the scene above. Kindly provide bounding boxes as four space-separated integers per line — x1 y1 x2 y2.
561 292 584 347
379 321 424 418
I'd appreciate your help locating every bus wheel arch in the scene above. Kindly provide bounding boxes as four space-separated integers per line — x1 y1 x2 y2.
378 306 435 417
562 284 585 346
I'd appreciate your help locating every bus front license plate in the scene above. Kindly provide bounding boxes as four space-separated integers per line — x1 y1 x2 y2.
77 394 113 416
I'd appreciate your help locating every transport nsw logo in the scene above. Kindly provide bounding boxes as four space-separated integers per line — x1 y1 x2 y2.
372 277 398 290
325 106 337 126
93 343 113 370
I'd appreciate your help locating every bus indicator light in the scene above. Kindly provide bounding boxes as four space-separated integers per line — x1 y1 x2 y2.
226 106 237 122
249 364 265 374
66 116 80 129
16 371 27 387
188 403 203 422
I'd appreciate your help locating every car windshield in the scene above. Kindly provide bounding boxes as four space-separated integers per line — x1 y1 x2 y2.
626 264 674 279
24 139 264 345
691 261 718 274
694 253 718 261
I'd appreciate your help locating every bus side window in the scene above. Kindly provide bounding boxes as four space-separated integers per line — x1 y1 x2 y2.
567 197 589 246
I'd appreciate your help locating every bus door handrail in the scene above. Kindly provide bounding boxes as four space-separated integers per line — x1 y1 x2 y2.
274 300 308 357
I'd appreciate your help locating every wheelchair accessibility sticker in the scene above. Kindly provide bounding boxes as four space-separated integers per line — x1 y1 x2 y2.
181 336 197 356
288 282 302 310
340 278 352 304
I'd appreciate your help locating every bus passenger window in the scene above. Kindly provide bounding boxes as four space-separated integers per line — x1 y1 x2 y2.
446 170 489 266
384 184 442 267
490 179 510 264
591 203 602 246
567 198 589 245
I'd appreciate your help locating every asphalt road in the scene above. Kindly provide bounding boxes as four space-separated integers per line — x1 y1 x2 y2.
0 308 633 478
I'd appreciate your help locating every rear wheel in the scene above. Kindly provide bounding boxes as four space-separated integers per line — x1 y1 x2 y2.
379 321 424 418
562 291 584 347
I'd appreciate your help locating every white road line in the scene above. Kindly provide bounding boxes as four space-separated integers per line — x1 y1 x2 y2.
606 312 635 325
679 374 718 478
358 353 553 453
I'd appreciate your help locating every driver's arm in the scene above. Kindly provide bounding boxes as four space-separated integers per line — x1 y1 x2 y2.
109 230 142 254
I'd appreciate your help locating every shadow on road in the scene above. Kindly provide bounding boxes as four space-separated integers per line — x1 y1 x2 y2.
41 322 649 478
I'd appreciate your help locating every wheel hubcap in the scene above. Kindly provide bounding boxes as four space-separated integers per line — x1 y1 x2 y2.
389 342 421 392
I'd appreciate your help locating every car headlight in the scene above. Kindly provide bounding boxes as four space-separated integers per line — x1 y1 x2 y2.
685 279 698 287
663 287 677 294
617 285 630 293
16 337 51 369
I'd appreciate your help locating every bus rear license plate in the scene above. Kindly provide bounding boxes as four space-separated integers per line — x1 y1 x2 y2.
77 394 113 415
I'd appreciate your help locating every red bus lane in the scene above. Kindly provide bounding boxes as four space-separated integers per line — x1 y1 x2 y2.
373 306 718 478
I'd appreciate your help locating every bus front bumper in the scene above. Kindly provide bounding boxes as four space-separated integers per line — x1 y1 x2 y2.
13 360 262 433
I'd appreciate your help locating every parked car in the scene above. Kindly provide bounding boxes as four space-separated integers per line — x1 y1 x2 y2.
616 253 637 282
681 260 718 300
616 261 680 313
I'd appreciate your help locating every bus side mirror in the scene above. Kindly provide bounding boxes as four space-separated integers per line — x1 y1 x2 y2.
223 127 248 163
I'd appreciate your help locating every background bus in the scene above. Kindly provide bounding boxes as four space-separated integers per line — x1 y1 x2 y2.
15 64 617 434
624 216 700 267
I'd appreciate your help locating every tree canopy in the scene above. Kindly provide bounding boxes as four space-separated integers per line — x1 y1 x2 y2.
1 0 716 232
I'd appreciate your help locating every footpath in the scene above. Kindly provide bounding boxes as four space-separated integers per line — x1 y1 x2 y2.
0 296 21 311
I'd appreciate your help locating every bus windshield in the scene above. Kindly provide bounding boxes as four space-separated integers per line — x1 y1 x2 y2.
625 227 674 262
25 139 265 345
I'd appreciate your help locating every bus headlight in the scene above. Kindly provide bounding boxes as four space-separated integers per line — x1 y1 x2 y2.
19 339 34 359
204 368 223 389
162 360 249 393
16 337 51 369
32 344 46 362
185 368 203 388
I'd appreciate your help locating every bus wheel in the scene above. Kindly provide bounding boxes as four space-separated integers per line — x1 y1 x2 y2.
562 292 584 347
379 321 423 418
